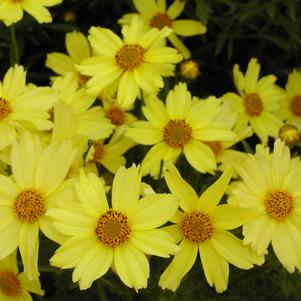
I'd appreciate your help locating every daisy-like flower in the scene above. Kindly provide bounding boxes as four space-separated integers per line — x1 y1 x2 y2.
222 58 284 144
159 164 263 292
228 139 301 272
126 82 236 177
0 0 62 26
0 252 44 300
0 131 76 280
277 69 301 130
48 165 179 290
119 0 206 59
46 31 91 86
0 65 57 150
85 133 136 174
52 73 114 141
77 16 182 108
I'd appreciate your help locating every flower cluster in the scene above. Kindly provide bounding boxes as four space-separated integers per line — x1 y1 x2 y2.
0 0 301 299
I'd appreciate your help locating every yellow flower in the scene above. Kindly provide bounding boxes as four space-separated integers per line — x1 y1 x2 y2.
85 133 136 174
0 252 44 300
126 82 236 177
52 73 114 140
77 16 182 108
119 0 206 59
0 65 57 150
277 69 301 130
48 165 179 290
228 139 301 272
0 131 76 280
0 0 62 26
46 31 91 86
159 164 263 292
222 58 284 144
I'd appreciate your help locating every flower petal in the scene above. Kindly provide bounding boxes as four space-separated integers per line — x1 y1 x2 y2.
172 20 206 36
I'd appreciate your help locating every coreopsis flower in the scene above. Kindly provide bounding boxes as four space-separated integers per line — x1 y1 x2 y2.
85 133 136 174
278 124 300 147
277 69 301 130
159 164 263 292
46 31 91 85
77 16 182 108
0 131 76 280
222 58 284 144
119 0 206 59
126 82 236 177
180 59 200 80
0 0 62 26
0 252 44 300
48 166 179 290
52 73 114 140
228 139 301 272
0 65 57 150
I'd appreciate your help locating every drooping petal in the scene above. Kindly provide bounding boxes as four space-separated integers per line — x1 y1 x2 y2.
114 243 150 290
159 239 198 291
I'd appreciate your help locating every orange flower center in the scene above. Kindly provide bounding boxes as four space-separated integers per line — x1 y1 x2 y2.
105 106 126 125
203 141 223 156
115 44 145 71
181 211 214 243
163 119 192 148
265 190 293 220
290 95 301 116
0 271 22 297
243 93 263 116
149 13 172 29
0 98 11 120
92 142 106 162
95 209 131 247
14 189 45 222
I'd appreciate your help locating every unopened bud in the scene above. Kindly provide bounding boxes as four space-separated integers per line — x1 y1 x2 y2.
180 60 200 80
64 10 76 22
278 124 300 147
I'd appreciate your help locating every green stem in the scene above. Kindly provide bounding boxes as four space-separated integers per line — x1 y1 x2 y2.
9 25 20 66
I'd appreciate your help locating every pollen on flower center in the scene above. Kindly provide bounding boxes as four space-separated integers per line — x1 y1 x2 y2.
265 190 293 220
115 44 145 71
0 98 11 120
181 211 214 243
14 189 45 222
105 106 125 125
0 271 22 297
243 93 263 116
290 95 301 116
149 13 172 29
163 119 192 148
92 142 106 161
95 209 131 247
203 141 223 156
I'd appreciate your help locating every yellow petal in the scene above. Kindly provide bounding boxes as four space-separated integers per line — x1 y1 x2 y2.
166 0 185 19
45 53 75 75
66 31 90 63
172 20 206 36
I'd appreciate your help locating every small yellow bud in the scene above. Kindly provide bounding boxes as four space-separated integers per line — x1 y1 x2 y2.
180 60 200 80
64 10 76 22
278 124 300 147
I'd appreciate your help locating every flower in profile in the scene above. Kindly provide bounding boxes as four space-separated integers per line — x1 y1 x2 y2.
126 82 236 177
0 65 57 150
228 139 301 272
0 252 44 300
0 131 76 280
0 0 62 26
85 133 136 174
159 164 263 292
46 31 91 86
119 0 206 59
222 58 284 144
277 69 301 130
77 16 182 108
48 165 179 290
51 73 114 141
